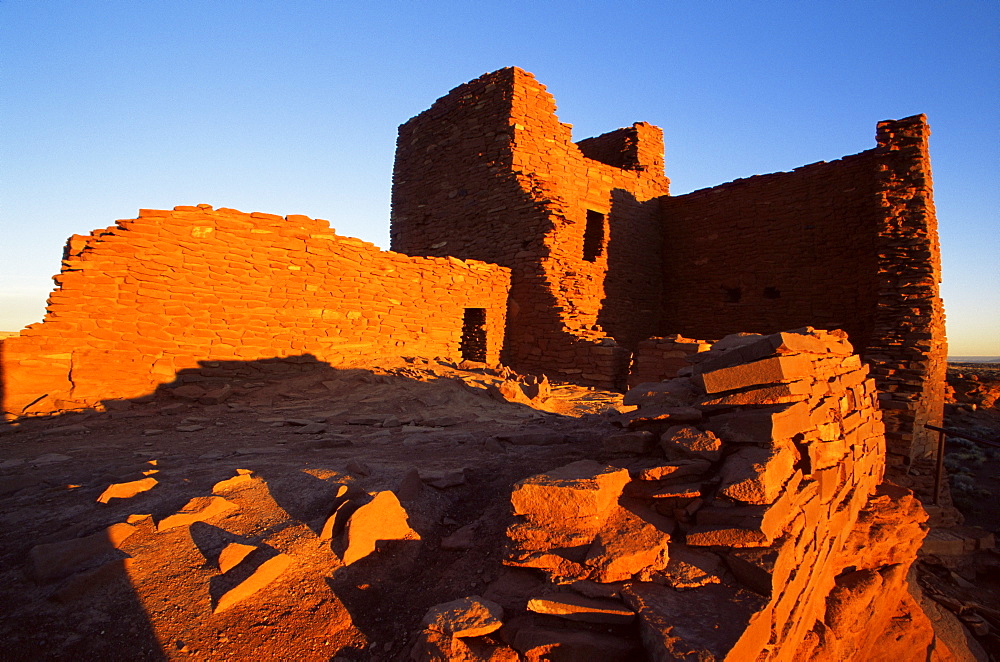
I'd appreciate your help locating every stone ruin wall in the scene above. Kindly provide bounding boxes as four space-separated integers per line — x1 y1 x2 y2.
497 329 950 660
391 67 670 388
0 206 509 418
657 114 946 464
392 68 945 462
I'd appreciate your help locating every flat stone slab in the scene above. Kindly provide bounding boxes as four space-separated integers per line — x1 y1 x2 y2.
214 553 292 613
342 491 419 565
527 592 635 624
96 477 158 503
622 581 768 661
157 496 238 531
421 595 504 638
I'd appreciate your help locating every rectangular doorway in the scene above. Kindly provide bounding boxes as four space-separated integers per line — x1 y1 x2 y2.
460 308 487 362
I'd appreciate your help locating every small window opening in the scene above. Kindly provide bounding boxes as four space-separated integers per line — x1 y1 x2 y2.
763 287 781 299
582 210 605 262
722 286 742 303
460 308 488 362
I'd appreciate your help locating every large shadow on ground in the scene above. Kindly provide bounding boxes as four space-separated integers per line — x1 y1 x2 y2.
0 353 586 660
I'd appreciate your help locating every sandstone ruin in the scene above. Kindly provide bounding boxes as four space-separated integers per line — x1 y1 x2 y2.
0 68 989 661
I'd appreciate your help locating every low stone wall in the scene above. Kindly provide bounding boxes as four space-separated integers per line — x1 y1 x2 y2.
499 328 954 660
1 205 510 418
626 334 711 388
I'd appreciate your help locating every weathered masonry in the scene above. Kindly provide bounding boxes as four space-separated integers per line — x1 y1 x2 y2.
0 206 509 414
0 67 945 466
390 67 946 464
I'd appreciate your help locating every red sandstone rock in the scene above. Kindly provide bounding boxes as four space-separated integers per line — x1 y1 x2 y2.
420 596 504 638
198 384 233 404
508 623 643 662
341 491 420 566
526 592 634 624
698 354 815 394
659 544 723 589
29 522 136 582
218 542 256 573
214 553 293 613
660 425 722 461
718 444 797 504
96 476 158 503
509 461 630 546
635 459 713 481
602 431 657 455
410 629 518 662
623 378 699 407
704 402 812 444
584 504 670 582
622 581 768 662
157 496 238 531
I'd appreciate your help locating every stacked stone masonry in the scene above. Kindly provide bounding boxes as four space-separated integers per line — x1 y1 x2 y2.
503 329 954 661
626 335 712 389
391 67 671 389
391 67 946 463
1 67 946 466
0 206 509 416
658 115 946 463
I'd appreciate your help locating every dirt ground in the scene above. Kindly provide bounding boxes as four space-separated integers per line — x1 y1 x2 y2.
3 358 999 660
0 359 640 661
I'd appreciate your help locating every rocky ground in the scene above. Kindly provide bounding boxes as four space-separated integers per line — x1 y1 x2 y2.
2 357 999 660
0 358 641 661
911 363 1000 660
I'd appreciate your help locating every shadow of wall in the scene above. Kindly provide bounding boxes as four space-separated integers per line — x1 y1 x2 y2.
597 188 665 351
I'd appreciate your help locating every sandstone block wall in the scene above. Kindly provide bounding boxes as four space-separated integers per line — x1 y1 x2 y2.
391 67 670 387
504 329 947 660
658 116 946 463
626 335 711 388
1 206 509 417
392 69 945 461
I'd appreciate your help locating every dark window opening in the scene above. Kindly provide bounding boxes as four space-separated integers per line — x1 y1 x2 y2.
460 308 487 362
722 286 742 303
763 287 781 299
582 210 605 262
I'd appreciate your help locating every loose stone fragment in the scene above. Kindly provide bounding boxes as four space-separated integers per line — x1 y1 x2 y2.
623 378 699 407
157 496 238 531
199 384 233 405
660 544 723 588
584 505 670 583
29 523 136 582
214 553 292 613
96 477 158 503
342 491 419 565
602 431 657 454
526 592 634 624
660 425 723 461
212 471 254 493
218 542 257 573
421 595 504 638
510 624 642 662
510 460 630 528
622 582 768 661
718 443 797 504
635 459 713 481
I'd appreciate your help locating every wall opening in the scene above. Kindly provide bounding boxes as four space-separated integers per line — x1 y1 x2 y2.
763 286 781 299
722 286 743 303
460 308 487 362
582 210 605 262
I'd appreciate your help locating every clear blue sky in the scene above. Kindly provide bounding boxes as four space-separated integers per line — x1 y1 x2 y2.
2 1 997 355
